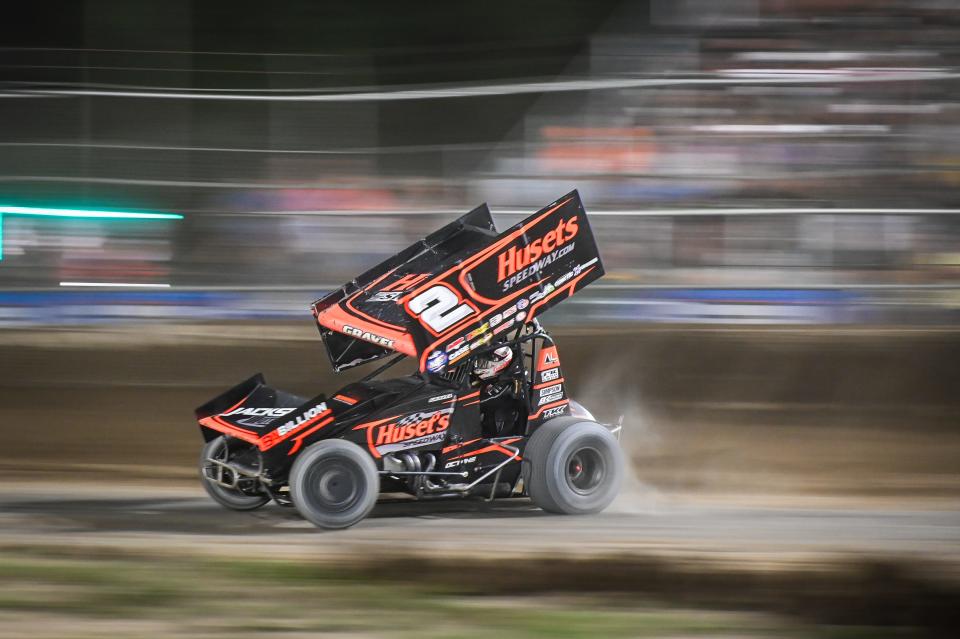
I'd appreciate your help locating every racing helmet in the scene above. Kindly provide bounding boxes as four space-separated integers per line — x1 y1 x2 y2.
474 346 513 380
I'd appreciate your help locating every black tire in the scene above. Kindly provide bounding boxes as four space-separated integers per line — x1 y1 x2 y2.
289 439 379 530
523 417 623 515
199 437 270 511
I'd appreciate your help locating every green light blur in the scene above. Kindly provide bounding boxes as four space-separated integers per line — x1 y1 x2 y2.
0 205 183 220
0 205 182 262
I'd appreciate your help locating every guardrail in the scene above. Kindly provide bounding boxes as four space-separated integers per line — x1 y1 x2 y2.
1 284 956 327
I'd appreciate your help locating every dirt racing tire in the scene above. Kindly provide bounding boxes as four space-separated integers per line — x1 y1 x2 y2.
199 437 271 511
523 417 623 515
289 439 379 530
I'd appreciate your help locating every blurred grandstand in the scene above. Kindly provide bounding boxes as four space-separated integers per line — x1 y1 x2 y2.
1 0 958 325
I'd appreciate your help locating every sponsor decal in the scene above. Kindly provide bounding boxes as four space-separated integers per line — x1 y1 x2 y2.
543 405 567 419
500 242 576 292
374 408 452 452
258 402 329 449
222 406 294 418
466 323 489 340
429 393 455 403
554 270 574 287
379 431 446 454
446 336 466 352
493 318 515 335
538 392 564 406
502 304 517 318
489 313 503 328
516 311 527 322
574 257 598 276
445 456 475 469
469 333 492 350
448 344 471 364
538 346 560 369
390 273 430 291
540 367 560 382
496 215 579 283
426 350 448 373
343 325 395 348
367 272 435 303
368 291 403 302
517 298 529 310
538 384 562 397
529 282 556 304
276 403 328 436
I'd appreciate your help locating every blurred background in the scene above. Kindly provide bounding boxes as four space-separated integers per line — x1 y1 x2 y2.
1 0 959 323
1 1 959 638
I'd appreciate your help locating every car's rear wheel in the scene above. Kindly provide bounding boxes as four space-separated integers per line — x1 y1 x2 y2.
523 417 623 515
289 439 379 530
199 436 270 511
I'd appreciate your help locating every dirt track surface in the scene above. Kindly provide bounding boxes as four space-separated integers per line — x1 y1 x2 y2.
3 325 960 634
2 324 959 562
2 323 959 494
2 484 958 573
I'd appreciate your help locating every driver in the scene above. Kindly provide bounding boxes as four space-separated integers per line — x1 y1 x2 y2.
473 345 518 436
474 345 513 381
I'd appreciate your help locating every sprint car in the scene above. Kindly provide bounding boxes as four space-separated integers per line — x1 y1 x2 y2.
196 190 624 529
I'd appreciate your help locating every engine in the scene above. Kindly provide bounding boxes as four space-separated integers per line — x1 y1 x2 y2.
382 451 440 492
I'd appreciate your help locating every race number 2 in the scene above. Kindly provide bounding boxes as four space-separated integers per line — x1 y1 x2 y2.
407 285 474 333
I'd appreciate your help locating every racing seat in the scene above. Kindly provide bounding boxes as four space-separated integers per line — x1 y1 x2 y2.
479 381 521 437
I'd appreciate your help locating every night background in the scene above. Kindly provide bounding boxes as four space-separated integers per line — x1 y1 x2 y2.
0 1 958 637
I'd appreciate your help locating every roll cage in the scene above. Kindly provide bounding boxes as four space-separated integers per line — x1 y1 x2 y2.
359 319 558 434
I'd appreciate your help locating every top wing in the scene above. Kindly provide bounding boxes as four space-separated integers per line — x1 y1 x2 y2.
311 202 498 371
312 189 604 373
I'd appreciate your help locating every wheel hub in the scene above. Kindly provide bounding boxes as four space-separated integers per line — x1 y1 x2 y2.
309 461 361 512
565 446 605 495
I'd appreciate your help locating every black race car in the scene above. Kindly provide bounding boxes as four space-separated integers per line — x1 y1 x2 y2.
196 190 624 529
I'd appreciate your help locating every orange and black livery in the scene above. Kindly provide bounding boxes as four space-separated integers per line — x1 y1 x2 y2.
195 190 624 530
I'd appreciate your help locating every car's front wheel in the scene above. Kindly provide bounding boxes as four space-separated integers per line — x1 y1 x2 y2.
523 417 624 515
289 439 379 529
